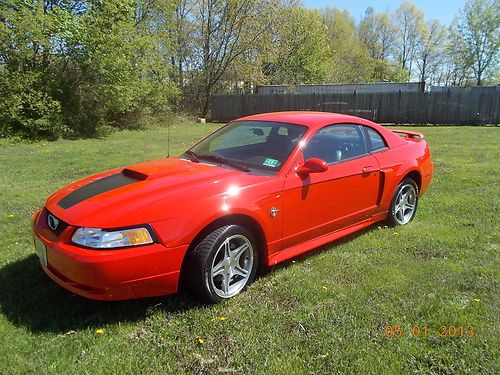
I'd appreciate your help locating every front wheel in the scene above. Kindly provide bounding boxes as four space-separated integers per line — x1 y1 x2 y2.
388 178 419 226
186 225 258 303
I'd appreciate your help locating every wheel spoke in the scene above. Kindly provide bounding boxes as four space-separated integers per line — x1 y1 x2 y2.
233 264 249 278
212 261 225 277
221 274 230 294
396 191 403 205
223 239 230 259
397 207 404 221
231 243 248 262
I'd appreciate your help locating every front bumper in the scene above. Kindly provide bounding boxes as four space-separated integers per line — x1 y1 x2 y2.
32 209 189 301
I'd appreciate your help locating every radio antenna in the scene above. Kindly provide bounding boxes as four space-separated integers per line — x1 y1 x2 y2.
167 120 170 158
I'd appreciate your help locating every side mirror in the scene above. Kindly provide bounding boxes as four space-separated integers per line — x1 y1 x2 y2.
297 158 328 176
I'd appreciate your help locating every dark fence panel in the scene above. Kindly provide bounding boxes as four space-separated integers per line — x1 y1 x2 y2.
211 91 500 124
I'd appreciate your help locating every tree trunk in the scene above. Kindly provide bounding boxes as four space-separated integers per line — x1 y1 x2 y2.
200 83 211 118
200 97 210 118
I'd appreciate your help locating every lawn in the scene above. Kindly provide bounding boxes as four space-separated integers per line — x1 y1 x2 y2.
0 120 498 374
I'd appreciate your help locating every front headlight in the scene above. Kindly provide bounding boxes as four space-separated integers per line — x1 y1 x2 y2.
72 226 154 249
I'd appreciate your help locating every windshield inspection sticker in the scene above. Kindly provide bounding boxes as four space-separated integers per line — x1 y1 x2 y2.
263 158 279 167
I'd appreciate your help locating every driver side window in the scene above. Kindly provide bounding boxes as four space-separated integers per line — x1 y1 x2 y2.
303 124 367 163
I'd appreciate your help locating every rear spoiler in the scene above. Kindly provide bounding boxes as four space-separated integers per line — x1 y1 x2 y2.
392 129 424 140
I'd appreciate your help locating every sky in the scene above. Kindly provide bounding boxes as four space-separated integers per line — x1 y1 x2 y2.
302 0 467 25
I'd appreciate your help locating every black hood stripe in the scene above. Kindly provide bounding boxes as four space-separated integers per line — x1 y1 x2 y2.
58 171 140 209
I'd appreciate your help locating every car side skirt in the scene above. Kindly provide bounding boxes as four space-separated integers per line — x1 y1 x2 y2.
266 213 387 266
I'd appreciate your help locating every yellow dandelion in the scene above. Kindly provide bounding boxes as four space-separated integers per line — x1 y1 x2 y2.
95 329 105 334
197 338 205 345
219 316 227 321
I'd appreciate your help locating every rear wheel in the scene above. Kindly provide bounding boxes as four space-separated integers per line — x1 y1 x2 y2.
187 225 258 303
388 178 418 226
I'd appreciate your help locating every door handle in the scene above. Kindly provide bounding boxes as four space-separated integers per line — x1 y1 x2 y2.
362 166 378 174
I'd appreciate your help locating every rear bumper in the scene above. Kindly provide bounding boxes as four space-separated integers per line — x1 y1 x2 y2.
420 161 434 195
32 210 189 301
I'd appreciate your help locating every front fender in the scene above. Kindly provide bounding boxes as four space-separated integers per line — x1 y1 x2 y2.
151 190 283 254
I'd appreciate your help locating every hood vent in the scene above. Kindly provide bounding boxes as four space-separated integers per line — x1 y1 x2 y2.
123 168 148 181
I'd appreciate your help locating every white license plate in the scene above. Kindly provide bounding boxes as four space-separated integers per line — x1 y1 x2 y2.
34 236 48 268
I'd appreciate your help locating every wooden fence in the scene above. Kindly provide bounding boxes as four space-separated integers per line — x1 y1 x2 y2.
211 91 500 124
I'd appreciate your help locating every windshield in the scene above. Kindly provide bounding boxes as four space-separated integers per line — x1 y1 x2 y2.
187 121 307 172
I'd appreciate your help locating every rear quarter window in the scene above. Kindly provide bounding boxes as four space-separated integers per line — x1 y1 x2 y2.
366 127 387 151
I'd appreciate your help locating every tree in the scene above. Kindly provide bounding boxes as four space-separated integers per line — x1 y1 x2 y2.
170 0 197 89
57 0 178 135
261 7 330 85
449 0 499 85
187 0 288 117
393 2 425 77
0 0 67 138
415 19 447 84
0 0 179 139
359 7 397 60
431 47 469 86
322 8 374 83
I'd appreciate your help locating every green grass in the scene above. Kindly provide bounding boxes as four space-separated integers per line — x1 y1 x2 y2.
0 121 498 374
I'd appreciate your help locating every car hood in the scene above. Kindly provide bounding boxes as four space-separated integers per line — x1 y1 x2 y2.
45 158 272 228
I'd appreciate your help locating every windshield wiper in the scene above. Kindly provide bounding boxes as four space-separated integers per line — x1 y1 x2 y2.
198 154 250 172
183 150 199 162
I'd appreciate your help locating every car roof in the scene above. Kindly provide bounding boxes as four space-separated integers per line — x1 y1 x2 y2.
234 111 378 129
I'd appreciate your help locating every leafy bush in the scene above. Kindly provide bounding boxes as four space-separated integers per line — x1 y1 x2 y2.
0 72 65 140
0 0 178 140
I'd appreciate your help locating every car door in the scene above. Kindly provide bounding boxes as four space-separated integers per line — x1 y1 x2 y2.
281 124 381 249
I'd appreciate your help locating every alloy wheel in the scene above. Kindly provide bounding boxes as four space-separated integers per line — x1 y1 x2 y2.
394 184 417 225
209 234 254 298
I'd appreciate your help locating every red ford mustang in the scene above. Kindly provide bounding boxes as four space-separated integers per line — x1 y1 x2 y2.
32 112 433 302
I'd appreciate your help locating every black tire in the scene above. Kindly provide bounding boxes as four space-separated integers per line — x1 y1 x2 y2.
186 225 258 303
387 178 419 226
